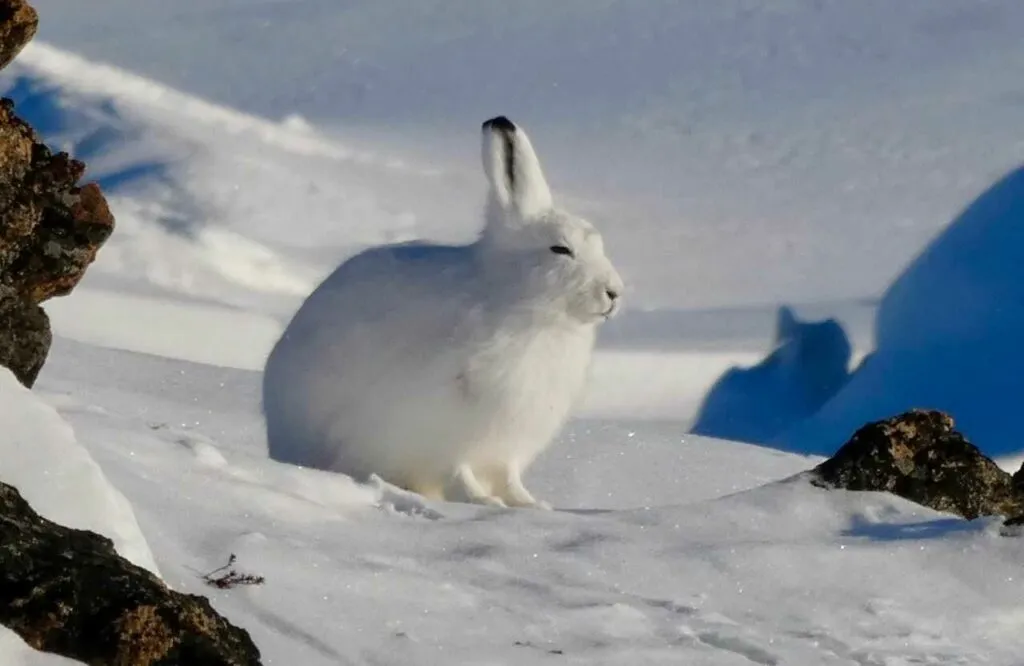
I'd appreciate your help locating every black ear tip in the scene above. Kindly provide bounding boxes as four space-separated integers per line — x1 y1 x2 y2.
483 115 517 133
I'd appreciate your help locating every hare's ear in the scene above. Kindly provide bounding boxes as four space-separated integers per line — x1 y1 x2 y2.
481 116 553 219
775 305 799 343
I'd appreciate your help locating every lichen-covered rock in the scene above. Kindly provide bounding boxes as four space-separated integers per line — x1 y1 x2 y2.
0 0 37 71
1012 462 1024 494
810 409 1024 520
0 101 116 303
1000 465 1024 534
0 481 263 666
0 285 47 385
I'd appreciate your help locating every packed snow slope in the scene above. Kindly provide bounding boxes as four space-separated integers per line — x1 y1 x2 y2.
0 368 158 575
31 339 1024 665
0 0 1023 664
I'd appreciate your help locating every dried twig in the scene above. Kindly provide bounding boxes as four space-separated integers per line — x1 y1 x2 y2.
200 553 265 589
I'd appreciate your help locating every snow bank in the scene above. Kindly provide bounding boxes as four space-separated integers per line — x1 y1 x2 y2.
44 288 282 371
781 165 1024 458
0 368 159 575
40 337 1024 665
0 48 325 311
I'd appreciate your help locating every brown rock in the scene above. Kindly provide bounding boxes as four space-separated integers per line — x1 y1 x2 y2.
0 88 115 386
0 102 116 303
1012 461 1024 493
810 409 1024 520
0 285 48 385
0 0 37 71
0 480 263 665
1001 465 1024 534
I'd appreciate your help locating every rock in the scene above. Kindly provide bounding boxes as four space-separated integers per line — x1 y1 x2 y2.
0 480 263 666
1000 510 1024 536
0 4 115 386
0 0 37 71
0 102 116 302
1000 466 1024 534
810 409 1024 520
0 285 48 385
1013 463 1024 493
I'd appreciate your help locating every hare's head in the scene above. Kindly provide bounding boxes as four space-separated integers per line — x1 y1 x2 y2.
477 116 623 325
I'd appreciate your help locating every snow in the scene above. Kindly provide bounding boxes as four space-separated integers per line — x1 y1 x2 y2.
31 339 1024 665
0 0 1023 664
0 627 80 665
0 367 158 575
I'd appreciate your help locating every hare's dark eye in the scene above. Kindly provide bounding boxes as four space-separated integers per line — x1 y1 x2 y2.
550 245 574 257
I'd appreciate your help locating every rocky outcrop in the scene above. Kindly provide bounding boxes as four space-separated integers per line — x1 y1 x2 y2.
0 480 262 665
0 283 48 384
0 0 36 71
0 3 263 665
811 409 1024 520
0 1 115 387
1000 466 1024 534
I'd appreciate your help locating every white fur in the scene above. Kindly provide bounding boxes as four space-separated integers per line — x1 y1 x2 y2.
262 117 623 508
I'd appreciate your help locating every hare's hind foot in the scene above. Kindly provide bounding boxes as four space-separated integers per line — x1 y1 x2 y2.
481 463 552 510
445 464 508 507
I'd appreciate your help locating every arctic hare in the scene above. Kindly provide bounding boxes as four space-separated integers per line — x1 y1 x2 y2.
262 116 623 508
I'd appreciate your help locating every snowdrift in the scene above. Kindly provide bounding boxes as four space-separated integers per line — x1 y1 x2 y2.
0 44 329 314
0 368 158 575
0 626 79 665
780 165 1024 458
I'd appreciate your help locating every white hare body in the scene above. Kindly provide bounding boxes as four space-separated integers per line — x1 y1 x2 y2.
263 117 622 507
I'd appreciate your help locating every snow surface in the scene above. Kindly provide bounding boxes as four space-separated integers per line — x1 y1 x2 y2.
1 0 1023 664
30 339 1024 665
0 367 158 575
0 627 80 665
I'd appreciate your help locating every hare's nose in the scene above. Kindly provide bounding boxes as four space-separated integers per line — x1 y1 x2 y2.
605 288 620 301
